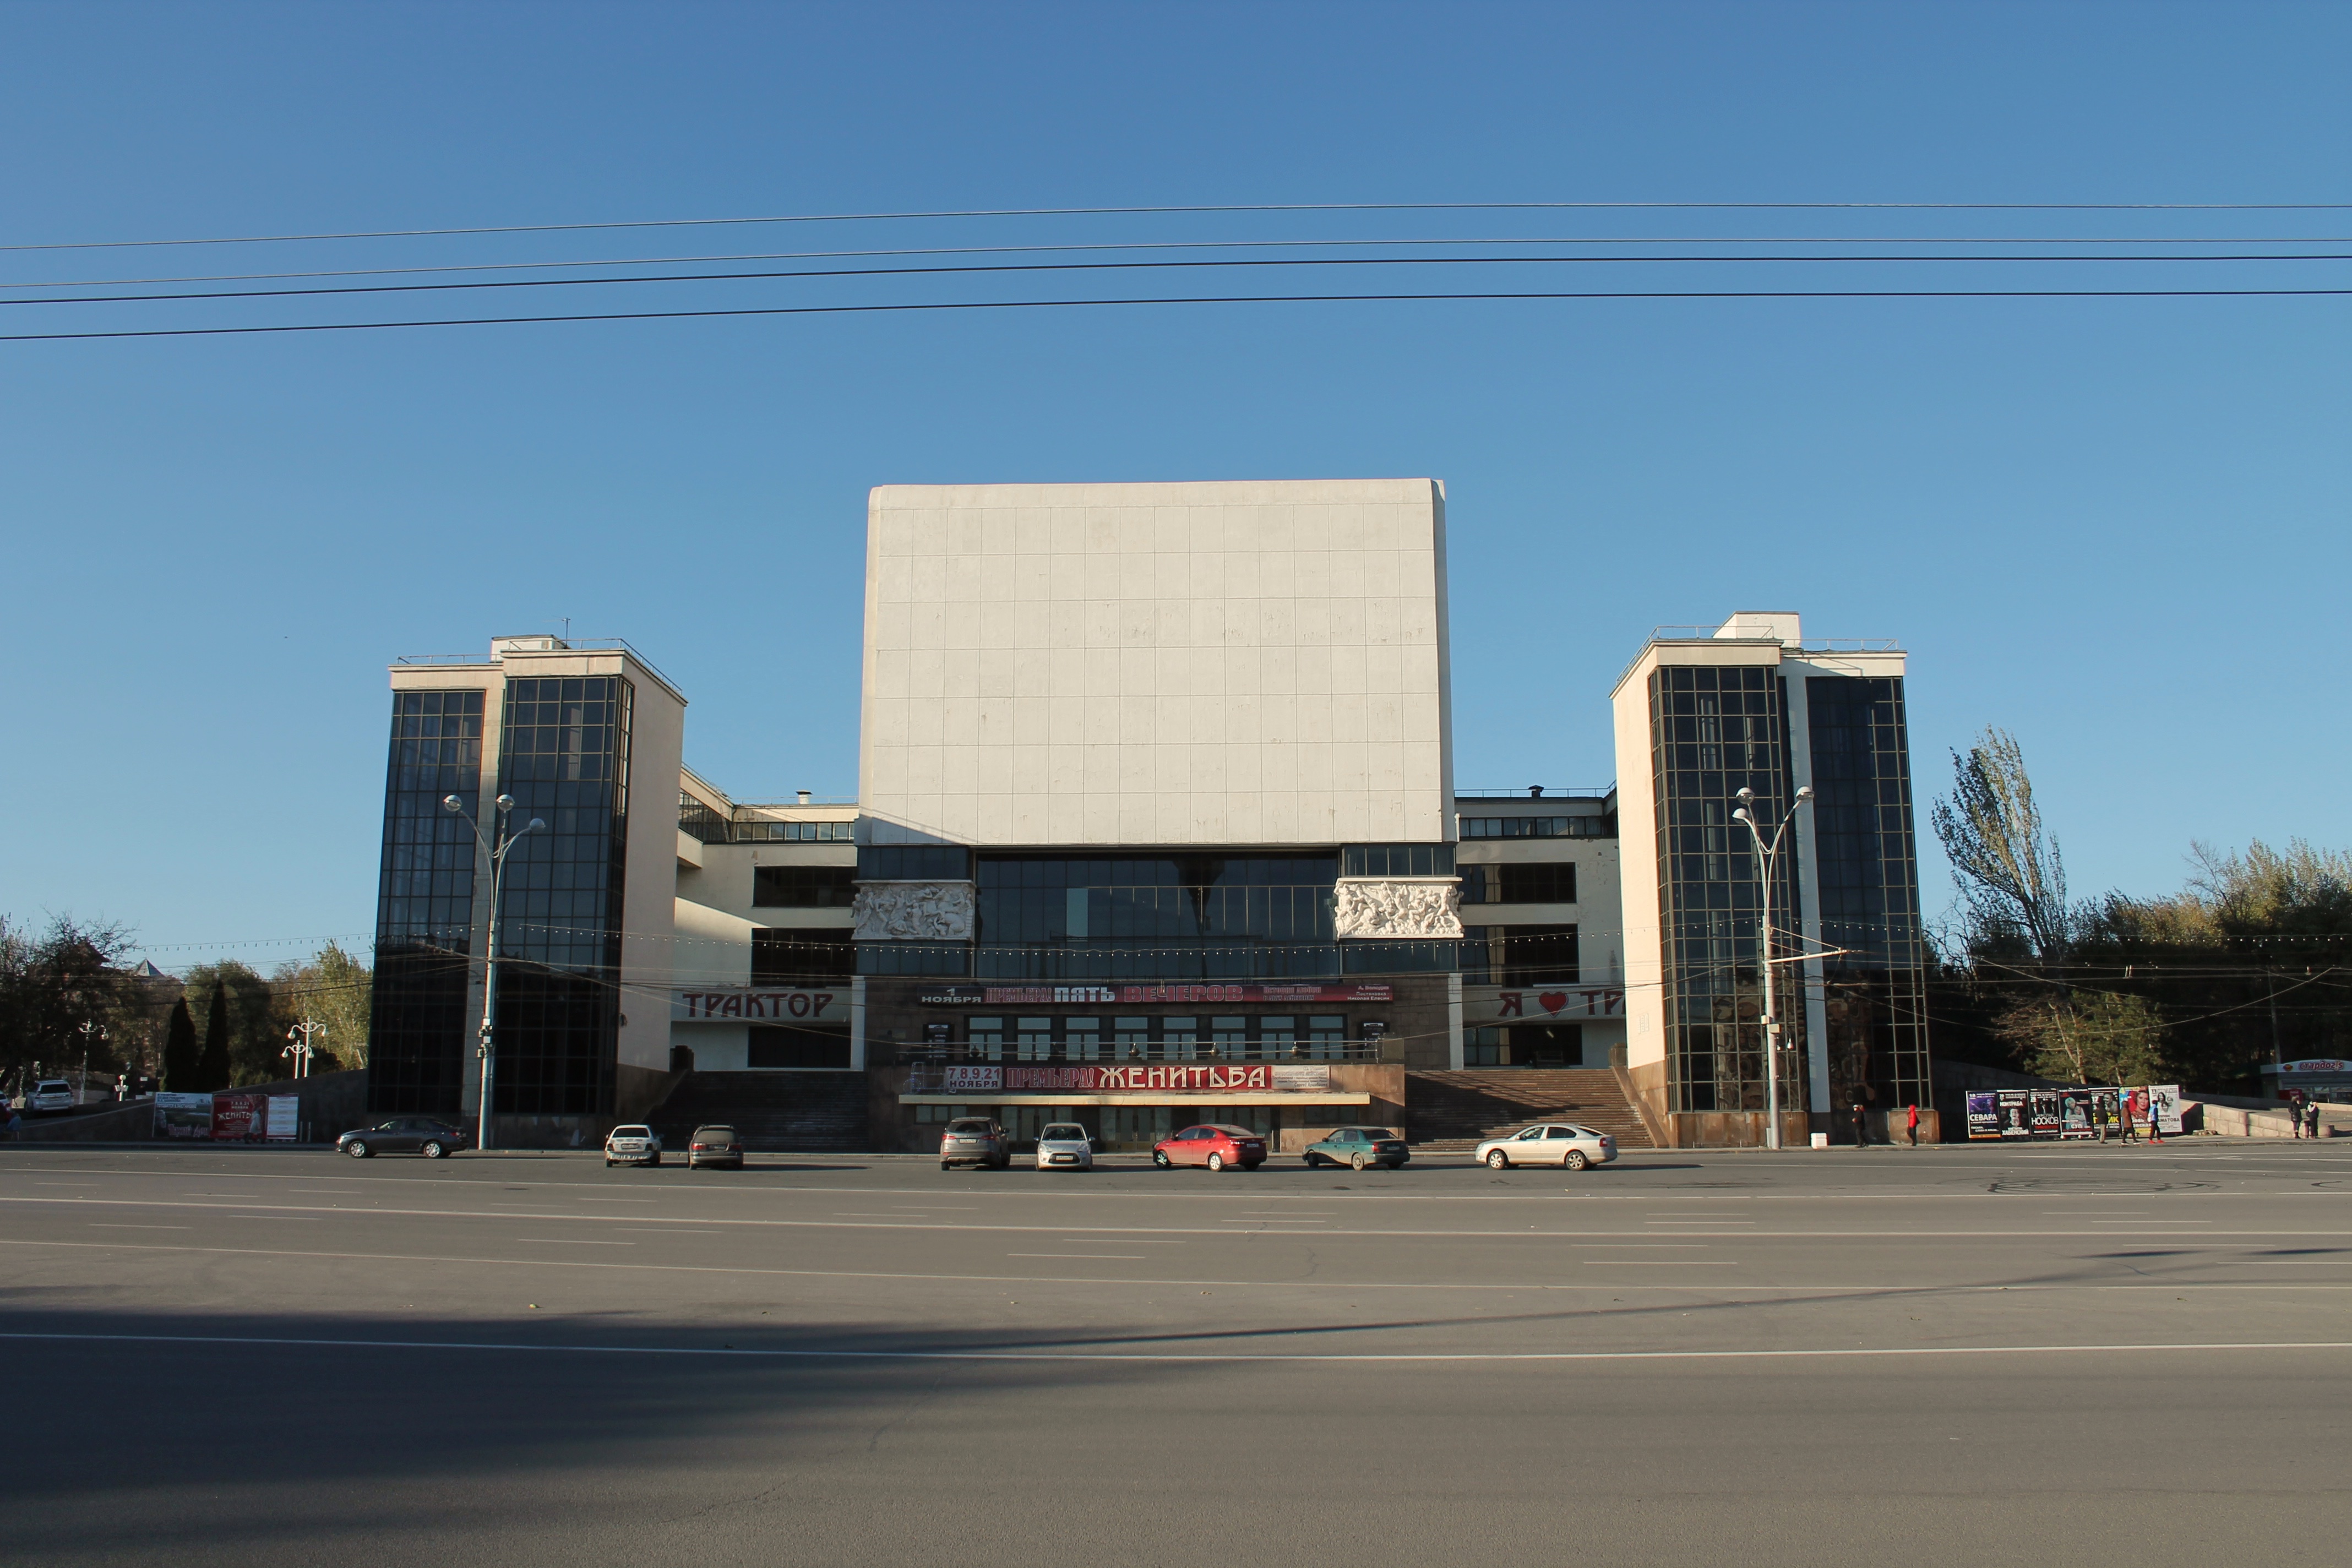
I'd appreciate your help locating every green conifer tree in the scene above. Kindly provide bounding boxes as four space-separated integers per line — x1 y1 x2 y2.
162 997 199 1092
196 983 231 1092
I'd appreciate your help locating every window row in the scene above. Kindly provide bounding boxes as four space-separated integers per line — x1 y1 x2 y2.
1458 862 1577 905
754 865 858 907
1459 816 1611 840
961 1015 1353 1062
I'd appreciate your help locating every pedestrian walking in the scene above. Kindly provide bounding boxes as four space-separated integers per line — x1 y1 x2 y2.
2119 1101 2138 1143
2289 1091 2306 1139
2309 1101 2324 1140
2148 1094 2165 1145
1905 1102 1920 1147
1850 1101 1870 1148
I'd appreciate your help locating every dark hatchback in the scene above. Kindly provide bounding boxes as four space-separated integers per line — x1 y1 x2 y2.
339 1118 470 1159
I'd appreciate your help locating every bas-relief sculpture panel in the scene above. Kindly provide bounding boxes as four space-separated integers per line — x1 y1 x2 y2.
1331 878 1463 940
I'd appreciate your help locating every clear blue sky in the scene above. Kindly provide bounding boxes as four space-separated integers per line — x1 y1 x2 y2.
1 2 2345 970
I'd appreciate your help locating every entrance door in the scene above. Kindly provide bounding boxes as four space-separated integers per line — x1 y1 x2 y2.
1512 1024 1583 1068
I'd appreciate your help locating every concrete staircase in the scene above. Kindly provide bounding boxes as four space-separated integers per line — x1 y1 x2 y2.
648 1071 867 1152
1406 1069 1656 1151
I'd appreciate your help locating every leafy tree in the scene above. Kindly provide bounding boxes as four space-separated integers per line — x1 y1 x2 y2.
1932 728 2075 970
161 997 199 1092
269 943 373 1070
0 914 138 1090
2080 837 2352 1091
1995 992 2170 1086
182 961 280 1086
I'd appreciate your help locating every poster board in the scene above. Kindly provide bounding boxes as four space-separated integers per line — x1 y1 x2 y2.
152 1092 213 1139
1966 1092 2001 1140
265 1095 300 1141
211 1092 269 1142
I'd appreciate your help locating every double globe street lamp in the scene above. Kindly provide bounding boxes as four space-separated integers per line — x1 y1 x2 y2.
442 792 545 1152
1731 783 1813 1152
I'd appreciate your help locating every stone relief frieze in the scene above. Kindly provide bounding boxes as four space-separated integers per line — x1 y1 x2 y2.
850 880 977 942
1331 877 1463 940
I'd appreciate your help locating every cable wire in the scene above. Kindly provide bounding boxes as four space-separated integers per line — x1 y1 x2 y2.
10 249 2345 309
13 233 2351 291
12 199 2350 252
9 286 2346 344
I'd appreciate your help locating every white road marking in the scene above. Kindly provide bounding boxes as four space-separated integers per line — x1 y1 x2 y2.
88 1223 188 1230
1584 1260 1739 1266
1006 1253 1147 1260
7 1328 2352 1365
514 1238 634 1245
6 1195 2342 1239
13 1237 2352 1293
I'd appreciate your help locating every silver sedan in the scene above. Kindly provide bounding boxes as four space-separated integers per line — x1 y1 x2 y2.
1476 1123 1616 1171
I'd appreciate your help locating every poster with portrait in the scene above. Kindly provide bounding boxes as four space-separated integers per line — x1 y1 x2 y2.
2148 1085 2183 1135
1997 1089 2033 1139
1966 1092 2002 1140
2060 1088 2096 1139
2028 1089 2063 1139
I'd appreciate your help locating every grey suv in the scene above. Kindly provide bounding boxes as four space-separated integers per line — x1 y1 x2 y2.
939 1117 1011 1170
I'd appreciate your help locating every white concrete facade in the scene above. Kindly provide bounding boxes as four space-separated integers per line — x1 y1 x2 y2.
859 479 1456 847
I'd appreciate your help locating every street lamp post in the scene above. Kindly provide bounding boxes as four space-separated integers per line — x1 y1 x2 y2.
78 1020 105 1108
1732 783 1814 1152
284 1019 326 1079
442 793 545 1153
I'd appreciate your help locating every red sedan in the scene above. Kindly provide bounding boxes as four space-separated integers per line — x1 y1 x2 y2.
1152 1124 1267 1172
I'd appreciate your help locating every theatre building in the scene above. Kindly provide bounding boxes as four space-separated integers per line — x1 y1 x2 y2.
364 479 1917 1150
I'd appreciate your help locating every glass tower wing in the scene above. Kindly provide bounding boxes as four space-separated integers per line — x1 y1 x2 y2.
366 689 486 1116
1647 664 1807 1114
490 674 631 1117
1804 674 1931 1111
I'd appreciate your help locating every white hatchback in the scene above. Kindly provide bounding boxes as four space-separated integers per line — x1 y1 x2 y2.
1476 1123 1616 1172
605 1125 662 1167
1034 1123 1095 1170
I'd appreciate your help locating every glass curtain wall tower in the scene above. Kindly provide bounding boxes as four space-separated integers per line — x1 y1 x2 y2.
1613 613 1931 1146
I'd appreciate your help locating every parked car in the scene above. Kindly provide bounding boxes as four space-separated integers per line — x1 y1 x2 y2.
340 1118 471 1159
1153 1124 1267 1171
940 1117 1011 1170
1302 1126 1409 1170
687 1124 743 1169
605 1125 663 1167
1033 1122 1095 1171
1475 1123 1616 1171
27 1080 76 1115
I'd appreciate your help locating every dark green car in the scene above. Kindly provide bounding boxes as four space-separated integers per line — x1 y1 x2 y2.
1302 1126 1409 1170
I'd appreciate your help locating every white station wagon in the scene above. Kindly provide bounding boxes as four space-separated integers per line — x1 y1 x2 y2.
1476 1123 1616 1172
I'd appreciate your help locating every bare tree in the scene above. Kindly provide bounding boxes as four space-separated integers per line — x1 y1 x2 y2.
1931 727 2073 970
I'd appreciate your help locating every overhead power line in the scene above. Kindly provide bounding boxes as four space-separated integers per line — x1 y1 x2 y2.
8 286 2345 344
8 251 2345 311
10 234 2351 292
9 199 2350 252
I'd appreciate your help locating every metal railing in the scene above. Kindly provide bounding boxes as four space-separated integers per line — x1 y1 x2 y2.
1453 787 1615 801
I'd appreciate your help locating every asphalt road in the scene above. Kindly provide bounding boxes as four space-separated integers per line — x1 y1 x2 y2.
4 1139 2349 1565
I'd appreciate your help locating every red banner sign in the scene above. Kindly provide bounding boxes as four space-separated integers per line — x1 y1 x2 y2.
927 1064 1335 1094
917 983 1392 1006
